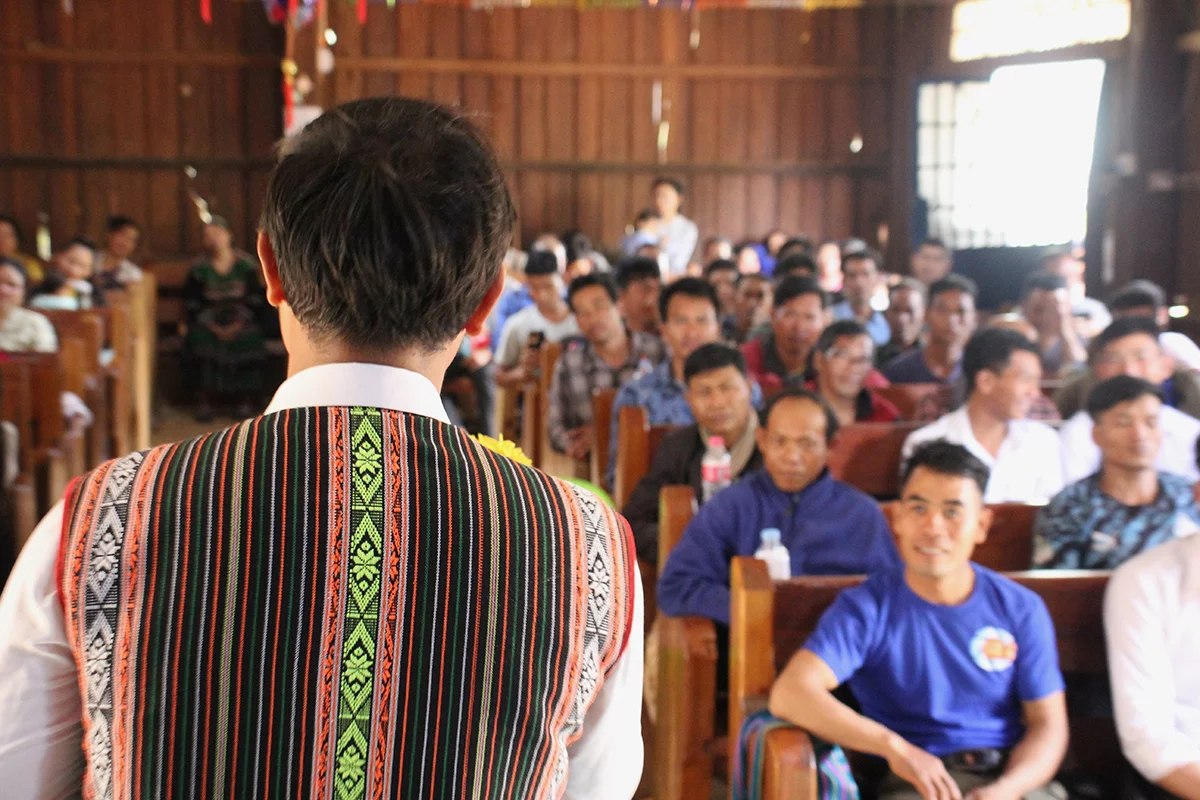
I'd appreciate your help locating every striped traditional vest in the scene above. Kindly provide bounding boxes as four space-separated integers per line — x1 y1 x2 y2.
59 407 636 800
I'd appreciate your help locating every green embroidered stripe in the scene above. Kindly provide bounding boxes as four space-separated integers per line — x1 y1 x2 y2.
334 407 386 800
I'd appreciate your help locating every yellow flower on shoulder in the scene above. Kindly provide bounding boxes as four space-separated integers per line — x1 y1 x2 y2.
473 433 533 466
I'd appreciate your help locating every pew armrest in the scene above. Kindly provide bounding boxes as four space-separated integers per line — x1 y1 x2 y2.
655 614 719 800
762 726 820 800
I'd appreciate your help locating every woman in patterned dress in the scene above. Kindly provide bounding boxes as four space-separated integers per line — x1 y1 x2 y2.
182 217 266 420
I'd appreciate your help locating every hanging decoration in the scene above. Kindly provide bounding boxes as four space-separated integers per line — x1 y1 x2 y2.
259 0 320 26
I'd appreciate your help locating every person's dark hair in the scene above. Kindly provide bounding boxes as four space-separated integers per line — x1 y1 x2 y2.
0 257 28 285
889 277 926 301
773 275 829 310
652 176 684 196
259 97 516 352
901 440 990 497
735 271 770 289
566 272 617 311
658 277 718 322
777 237 814 260
815 319 872 356
615 256 661 291
524 250 559 278
774 253 817 281
1108 279 1166 314
962 327 1040 395
759 386 840 445
842 248 881 271
65 236 98 253
33 268 68 297
1021 271 1068 299
0 215 25 249
562 229 592 264
106 215 141 234
1089 316 1162 363
683 342 748 384
634 209 658 226
1086 375 1164 420
928 274 978 304
704 259 738 279
915 237 948 253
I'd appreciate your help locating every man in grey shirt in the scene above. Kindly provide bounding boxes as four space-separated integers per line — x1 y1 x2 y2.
653 177 699 277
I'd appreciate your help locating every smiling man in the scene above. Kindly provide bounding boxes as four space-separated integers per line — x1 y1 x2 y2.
769 440 1069 800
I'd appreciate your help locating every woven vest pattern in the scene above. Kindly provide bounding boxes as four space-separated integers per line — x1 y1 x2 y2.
60 407 636 800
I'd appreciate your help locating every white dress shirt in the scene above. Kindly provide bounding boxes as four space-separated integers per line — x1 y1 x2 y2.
901 407 1065 504
495 305 580 368
0 362 644 800
1106 533 1200 783
1060 408 1200 485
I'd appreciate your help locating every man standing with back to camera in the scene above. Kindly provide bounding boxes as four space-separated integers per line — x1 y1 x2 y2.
0 97 643 799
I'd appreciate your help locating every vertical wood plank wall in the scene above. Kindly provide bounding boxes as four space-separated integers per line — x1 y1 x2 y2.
0 0 282 258
1 1 895 258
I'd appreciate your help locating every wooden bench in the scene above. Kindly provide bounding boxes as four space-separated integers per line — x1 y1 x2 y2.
730 560 1115 799
613 404 677 510
519 341 559 471
40 309 115 469
590 387 617 489
653 495 1042 800
827 422 923 499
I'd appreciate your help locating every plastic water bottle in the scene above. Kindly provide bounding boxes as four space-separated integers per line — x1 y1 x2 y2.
700 436 732 503
754 528 792 581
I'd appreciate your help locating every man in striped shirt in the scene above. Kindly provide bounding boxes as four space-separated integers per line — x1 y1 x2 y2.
0 97 643 800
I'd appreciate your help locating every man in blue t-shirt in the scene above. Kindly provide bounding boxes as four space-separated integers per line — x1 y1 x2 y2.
769 440 1068 799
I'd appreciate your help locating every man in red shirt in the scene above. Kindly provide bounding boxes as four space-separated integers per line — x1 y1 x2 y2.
741 275 831 394
809 319 902 425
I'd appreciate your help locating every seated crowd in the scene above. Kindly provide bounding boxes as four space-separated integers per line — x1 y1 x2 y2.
8 172 1200 799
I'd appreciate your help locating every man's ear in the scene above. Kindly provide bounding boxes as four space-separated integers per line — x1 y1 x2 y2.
465 269 507 337
975 506 994 545
257 231 286 308
976 370 996 397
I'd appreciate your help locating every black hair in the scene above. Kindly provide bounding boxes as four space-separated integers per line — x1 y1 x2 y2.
901 440 990 497
615 256 662 290
524 250 559 278
773 275 829 310
704 259 738 278
928 274 978 305
1021 271 1068 299
683 342 748 383
658 277 718 322
562 229 592 264
566 272 617 311
1086 375 1164 420
842 248 881 270
889 277 926 300
0 215 25 248
65 236 98 253
915 237 948 253
0 257 28 285
106 215 141 234
777 237 814 260
962 327 1041 394
33 268 68 297
259 97 516 352
759 386 840 445
774 253 817 281
634 209 658 225
1089 316 1162 363
1108 279 1166 314
815 319 872 356
735 271 770 288
652 176 685 196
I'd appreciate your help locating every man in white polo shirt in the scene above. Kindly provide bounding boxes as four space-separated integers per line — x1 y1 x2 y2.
1106 528 1200 799
902 328 1063 504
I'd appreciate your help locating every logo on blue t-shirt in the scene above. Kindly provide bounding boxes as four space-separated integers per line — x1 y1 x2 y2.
969 627 1018 672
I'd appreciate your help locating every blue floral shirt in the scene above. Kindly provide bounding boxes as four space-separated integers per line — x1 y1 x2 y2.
1032 472 1200 569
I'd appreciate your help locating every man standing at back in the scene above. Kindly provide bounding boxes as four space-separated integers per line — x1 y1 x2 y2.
0 98 643 799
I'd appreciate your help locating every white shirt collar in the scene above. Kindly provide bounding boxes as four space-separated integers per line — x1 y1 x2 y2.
263 362 450 423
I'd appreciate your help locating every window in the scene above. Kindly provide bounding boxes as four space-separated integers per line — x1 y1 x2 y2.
916 59 1106 250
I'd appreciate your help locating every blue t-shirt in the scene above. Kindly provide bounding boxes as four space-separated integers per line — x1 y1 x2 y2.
804 565 1063 755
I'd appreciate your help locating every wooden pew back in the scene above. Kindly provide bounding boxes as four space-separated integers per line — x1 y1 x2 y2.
520 340 561 469
590 387 617 488
613 404 677 509
827 422 922 499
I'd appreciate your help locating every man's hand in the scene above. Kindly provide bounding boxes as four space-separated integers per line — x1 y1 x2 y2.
885 738 963 800
565 427 593 460
964 780 1020 800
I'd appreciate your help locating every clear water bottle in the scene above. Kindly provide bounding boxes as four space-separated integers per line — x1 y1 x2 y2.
754 527 792 581
701 436 732 503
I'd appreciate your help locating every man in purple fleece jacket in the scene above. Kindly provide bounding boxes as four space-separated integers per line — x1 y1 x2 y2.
657 387 901 625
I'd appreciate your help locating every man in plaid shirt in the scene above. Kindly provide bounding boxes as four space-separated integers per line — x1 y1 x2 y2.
549 273 666 460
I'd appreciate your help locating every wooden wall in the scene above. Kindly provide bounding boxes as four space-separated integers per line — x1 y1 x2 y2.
301 5 894 250
0 0 282 259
